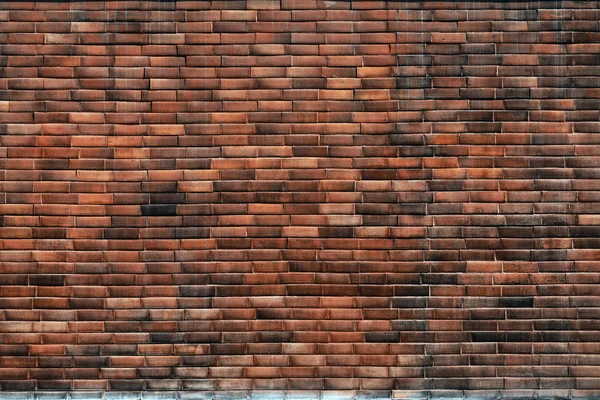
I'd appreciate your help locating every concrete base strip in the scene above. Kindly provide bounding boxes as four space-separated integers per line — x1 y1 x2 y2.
0 391 592 400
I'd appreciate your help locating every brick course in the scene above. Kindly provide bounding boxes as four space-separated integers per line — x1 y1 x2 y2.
1 0 600 393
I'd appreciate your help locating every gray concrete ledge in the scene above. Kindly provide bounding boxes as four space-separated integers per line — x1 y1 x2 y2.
0 391 595 400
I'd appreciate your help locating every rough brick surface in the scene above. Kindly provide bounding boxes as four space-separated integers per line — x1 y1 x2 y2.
0 0 599 393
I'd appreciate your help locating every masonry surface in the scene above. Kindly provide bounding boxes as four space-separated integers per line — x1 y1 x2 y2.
0 0 599 394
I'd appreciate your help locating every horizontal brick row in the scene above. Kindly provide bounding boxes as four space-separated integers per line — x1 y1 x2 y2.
1 0 600 393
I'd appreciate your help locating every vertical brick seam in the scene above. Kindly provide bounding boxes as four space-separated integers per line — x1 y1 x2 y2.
0 0 599 393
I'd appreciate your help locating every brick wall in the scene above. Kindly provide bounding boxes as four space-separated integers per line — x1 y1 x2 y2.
0 0 599 393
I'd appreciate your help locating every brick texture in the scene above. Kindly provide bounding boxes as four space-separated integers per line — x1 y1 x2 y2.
0 0 600 393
